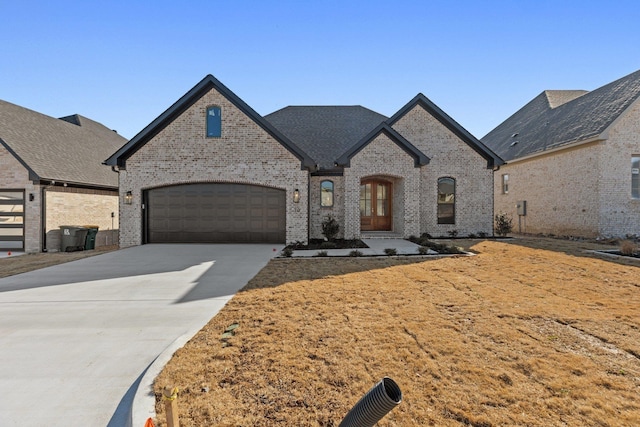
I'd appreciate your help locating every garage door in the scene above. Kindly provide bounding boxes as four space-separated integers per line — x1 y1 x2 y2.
0 190 25 251
145 183 286 243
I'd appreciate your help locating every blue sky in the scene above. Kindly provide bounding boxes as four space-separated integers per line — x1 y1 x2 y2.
1 1 639 140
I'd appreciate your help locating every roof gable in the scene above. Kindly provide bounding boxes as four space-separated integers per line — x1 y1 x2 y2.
387 94 503 168
0 100 126 187
335 123 430 167
482 69 640 161
105 75 315 169
265 106 387 170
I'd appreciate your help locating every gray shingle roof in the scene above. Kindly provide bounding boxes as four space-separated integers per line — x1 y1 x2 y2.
264 106 388 169
0 100 126 188
482 69 640 161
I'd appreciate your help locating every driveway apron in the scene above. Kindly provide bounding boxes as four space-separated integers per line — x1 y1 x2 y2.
0 244 278 427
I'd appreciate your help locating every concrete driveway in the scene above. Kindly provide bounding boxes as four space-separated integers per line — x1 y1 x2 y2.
0 244 279 427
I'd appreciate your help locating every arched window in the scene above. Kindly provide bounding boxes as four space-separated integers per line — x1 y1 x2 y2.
320 180 334 207
437 177 455 224
206 106 221 137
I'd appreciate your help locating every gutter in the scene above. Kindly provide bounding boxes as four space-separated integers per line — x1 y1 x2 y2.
505 134 604 165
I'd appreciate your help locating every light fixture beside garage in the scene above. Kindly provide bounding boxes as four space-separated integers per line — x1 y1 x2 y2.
124 191 133 205
293 189 300 203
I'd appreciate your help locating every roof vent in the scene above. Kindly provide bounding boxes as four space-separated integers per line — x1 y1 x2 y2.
511 133 519 138
510 141 518 147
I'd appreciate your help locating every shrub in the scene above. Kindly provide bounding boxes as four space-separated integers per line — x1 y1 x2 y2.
314 250 328 257
447 229 459 238
418 246 430 255
620 240 638 256
384 248 397 256
280 247 293 257
495 213 514 237
349 250 363 257
467 233 477 239
420 232 433 239
446 245 464 254
321 214 340 241
477 231 488 238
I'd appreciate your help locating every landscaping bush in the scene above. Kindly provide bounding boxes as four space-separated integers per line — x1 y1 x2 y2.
620 240 638 256
477 231 488 238
314 250 328 257
495 213 514 237
321 214 340 241
418 246 430 255
280 247 293 257
349 249 363 257
384 248 397 256
447 229 459 238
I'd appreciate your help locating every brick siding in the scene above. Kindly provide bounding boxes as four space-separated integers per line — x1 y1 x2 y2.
391 105 495 237
119 86 309 247
343 133 421 239
44 186 119 251
493 99 640 239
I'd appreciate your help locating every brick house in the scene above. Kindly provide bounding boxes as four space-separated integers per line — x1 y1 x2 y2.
482 69 640 238
105 74 502 247
0 100 126 252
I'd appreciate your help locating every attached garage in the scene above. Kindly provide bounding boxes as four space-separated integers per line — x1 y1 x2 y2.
144 183 286 244
0 190 24 251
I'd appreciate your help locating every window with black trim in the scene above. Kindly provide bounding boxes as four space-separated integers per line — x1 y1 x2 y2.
320 180 334 207
632 156 640 199
437 177 455 224
206 106 221 137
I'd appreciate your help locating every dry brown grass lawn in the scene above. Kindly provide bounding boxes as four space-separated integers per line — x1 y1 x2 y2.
154 237 640 426
0 246 117 279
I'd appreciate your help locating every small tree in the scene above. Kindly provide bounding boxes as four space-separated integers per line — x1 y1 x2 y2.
495 213 513 237
321 214 340 241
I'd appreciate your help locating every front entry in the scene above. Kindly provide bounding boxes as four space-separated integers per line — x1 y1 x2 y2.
360 179 392 231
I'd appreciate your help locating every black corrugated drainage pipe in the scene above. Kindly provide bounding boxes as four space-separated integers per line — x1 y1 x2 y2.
339 377 402 427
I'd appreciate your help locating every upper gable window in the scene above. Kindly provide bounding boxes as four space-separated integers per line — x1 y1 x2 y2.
502 174 509 194
437 177 455 224
206 106 221 138
632 156 640 199
320 180 334 207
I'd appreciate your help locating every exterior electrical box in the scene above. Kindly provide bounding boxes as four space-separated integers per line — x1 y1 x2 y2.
516 200 527 216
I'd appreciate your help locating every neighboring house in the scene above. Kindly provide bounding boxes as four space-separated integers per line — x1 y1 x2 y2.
105 74 503 247
0 100 127 252
482 69 640 238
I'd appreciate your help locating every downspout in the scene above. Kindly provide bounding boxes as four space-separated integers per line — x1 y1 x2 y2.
41 184 47 252
492 165 500 237
307 171 311 244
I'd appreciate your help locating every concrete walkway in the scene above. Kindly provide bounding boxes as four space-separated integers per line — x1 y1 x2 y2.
0 244 279 427
291 238 435 257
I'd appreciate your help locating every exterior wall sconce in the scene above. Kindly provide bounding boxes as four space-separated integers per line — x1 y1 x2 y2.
124 191 133 205
293 189 300 203
29 193 35 201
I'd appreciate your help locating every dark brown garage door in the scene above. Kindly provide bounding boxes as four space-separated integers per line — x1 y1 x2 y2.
145 183 286 244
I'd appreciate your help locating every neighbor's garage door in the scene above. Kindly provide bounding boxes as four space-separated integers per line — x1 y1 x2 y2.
145 183 286 243
0 190 25 251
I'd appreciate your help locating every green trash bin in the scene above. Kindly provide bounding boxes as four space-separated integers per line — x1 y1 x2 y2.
84 226 99 250
60 226 88 252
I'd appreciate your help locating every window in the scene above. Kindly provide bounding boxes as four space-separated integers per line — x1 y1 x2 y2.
633 156 640 199
502 174 509 194
437 177 455 224
320 180 334 207
206 106 221 137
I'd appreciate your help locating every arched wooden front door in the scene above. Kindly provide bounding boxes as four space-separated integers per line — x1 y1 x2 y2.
360 179 392 231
